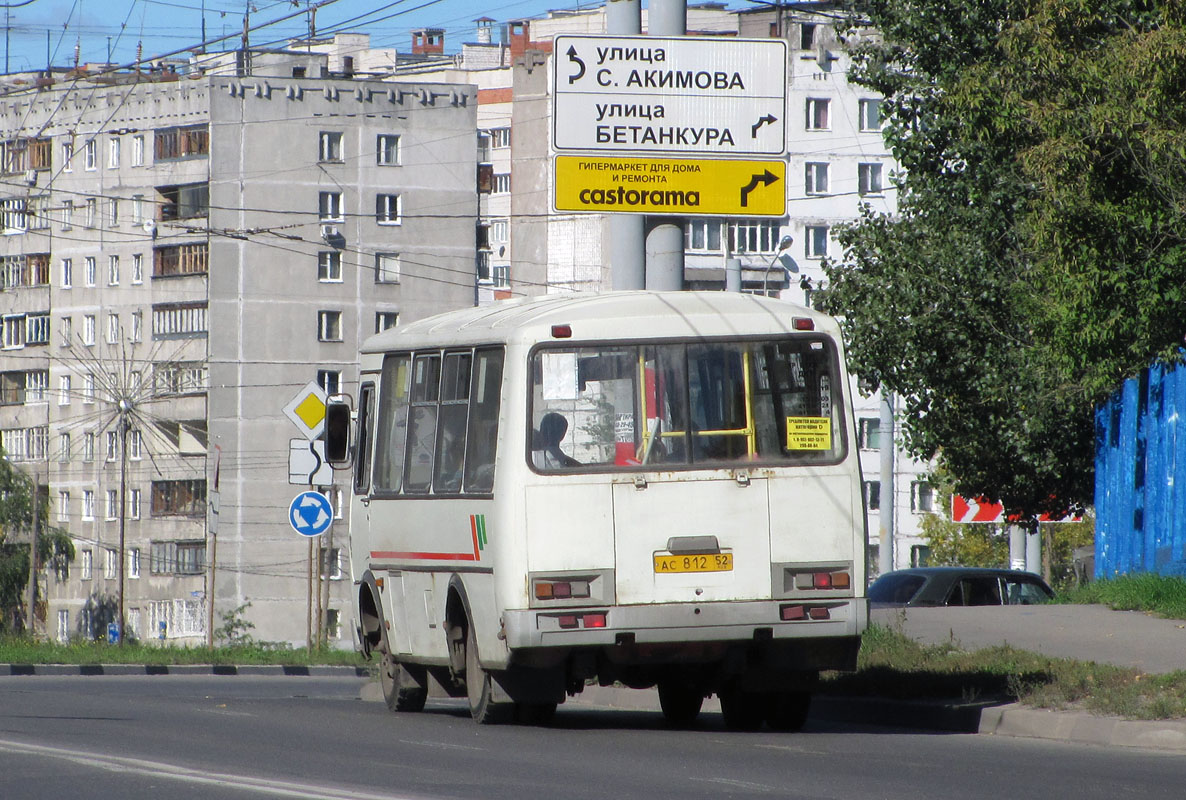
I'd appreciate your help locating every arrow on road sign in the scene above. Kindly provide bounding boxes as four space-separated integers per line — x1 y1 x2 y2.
288 490 334 537
951 495 1005 523
740 169 779 208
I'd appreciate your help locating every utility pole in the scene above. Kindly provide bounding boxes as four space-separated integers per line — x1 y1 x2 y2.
644 0 687 291
878 393 895 575
606 0 645 290
25 469 39 637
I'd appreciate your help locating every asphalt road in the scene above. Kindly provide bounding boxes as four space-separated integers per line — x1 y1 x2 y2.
871 603 1186 673
2 675 1185 800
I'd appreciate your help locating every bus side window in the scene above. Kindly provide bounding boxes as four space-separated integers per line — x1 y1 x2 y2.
463 348 504 493
353 383 375 495
405 353 442 493
433 351 472 493
373 354 411 493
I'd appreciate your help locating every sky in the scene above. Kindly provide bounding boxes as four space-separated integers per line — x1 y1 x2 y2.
0 0 633 73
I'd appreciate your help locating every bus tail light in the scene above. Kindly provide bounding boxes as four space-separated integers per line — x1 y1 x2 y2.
552 612 607 630
534 579 591 601
558 615 579 629
780 604 834 622
793 570 852 591
583 613 607 628
551 324 572 338
791 317 814 331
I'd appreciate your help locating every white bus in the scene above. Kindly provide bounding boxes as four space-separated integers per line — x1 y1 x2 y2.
326 291 868 729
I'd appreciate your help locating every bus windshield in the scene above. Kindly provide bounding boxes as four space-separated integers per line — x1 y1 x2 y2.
529 337 846 471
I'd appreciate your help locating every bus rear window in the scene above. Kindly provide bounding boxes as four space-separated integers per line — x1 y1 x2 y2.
529 338 846 471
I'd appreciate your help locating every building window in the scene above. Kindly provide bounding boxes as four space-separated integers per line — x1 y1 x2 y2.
805 162 829 195
61 199 73 230
317 369 341 395
58 433 70 462
80 549 93 579
61 257 72 288
154 124 209 160
83 431 95 461
800 22 816 50
106 490 118 521
912 480 935 513
128 430 142 459
150 540 207 575
153 361 207 395
131 194 143 225
152 302 208 338
859 418 881 450
129 548 141 579
132 253 143 283
83 372 95 403
0 197 28 232
375 311 398 332
2 315 25 349
60 316 72 346
83 139 97 170
85 256 96 286
151 479 206 517
25 314 49 345
106 430 118 461
864 480 880 512
84 197 96 228
108 255 119 285
157 183 209 220
728 220 782 254
58 375 71 405
490 127 511 148
859 99 882 132
805 225 829 259
82 491 95 521
82 315 96 345
377 134 400 165
376 252 400 283
911 544 931 568
492 173 511 194
153 243 208 276
58 490 69 521
132 134 144 166
105 551 117 584
376 193 401 225
319 191 343 222
130 311 142 342
56 609 68 641
318 251 342 282
685 218 722 252
108 137 120 168
61 141 73 172
858 163 884 196
317 310 342 342
320 546 343 580
318 131 343 163
492 265 510 287
805 98 830 130
130 488 141 519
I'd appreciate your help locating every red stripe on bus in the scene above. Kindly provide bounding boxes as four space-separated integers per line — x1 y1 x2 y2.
369 551 477 561
470 516 481 560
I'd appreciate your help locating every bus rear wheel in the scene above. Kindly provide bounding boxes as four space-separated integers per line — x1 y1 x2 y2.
765 691 811 732
380 651 427 713
719 687 765 732
465 625 513 724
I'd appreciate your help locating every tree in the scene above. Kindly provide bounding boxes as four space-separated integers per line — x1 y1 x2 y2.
821 0 1186 520
0 454 74 633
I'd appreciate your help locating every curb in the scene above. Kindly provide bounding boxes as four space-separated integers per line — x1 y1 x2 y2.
0 664 370 677
978 703 1186 753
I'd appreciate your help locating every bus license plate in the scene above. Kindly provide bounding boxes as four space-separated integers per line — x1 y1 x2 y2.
653 553 733 574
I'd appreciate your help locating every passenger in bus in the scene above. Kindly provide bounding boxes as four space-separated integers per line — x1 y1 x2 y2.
532 412 581 469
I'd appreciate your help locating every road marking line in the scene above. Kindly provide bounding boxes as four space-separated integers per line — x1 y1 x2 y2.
0 737 423 800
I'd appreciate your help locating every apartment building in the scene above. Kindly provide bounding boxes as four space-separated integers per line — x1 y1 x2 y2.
0 58 477 644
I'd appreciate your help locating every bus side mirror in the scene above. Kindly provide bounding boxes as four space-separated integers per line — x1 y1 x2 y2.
324 395 353 465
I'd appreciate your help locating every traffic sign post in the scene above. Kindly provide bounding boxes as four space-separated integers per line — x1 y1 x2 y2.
288 490 334 538
554 155 786 217
553 35 787 156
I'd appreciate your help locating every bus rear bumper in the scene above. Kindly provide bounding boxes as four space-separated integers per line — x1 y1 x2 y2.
502 597 867 652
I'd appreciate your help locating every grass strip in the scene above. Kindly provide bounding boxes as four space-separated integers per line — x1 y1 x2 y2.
0 637 366 667
821 623 1186 720
1060 573 1186 619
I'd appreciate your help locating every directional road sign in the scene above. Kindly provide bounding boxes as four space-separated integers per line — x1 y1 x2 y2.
288 490 334 537
553 35 787 156
283 380 327 441
554 155 786 218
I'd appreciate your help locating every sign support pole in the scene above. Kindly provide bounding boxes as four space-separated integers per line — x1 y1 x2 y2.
607 0 645 290
878 393 895 575
645 0 688 291
306 537 314 653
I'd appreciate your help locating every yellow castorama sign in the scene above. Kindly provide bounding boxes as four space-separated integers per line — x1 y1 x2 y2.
553 155 787 218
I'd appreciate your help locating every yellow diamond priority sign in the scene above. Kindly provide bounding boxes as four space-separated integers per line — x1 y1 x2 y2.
283 380 328 441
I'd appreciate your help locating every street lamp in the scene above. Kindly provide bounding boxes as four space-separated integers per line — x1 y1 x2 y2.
762 235 795 296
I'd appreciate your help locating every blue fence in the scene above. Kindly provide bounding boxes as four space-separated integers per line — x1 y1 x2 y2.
1095 362 1186 577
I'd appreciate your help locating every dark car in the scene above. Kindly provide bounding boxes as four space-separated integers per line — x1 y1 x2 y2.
868 567 1055 608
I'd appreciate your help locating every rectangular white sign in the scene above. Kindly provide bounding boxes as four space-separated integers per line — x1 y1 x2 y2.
553 35 787 156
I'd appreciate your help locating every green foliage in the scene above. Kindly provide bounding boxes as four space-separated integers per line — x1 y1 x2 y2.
0 454 72 634
0 635 364 666
821 0 1186 519
1062 573 1186 619
214 602 257 647
921 514 1010 568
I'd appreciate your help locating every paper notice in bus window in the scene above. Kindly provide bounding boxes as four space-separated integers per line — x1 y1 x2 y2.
786 416 832 451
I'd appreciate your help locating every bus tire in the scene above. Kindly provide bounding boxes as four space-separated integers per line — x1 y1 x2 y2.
765 691 811 732
465 625 512 724
719 687 764 732
658 682 704 727
380 651 427 713
514 702 557 726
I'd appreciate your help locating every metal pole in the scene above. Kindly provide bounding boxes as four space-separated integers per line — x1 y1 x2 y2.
1009 524 1026 570
645 0 687 291
321 523 334 648
207 531 217 649
606 0 645 290
878 393 895 575
1025 525 1041 576
725 258 741 292
25 469 38 637
306 537 314 653
118 416 127 644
